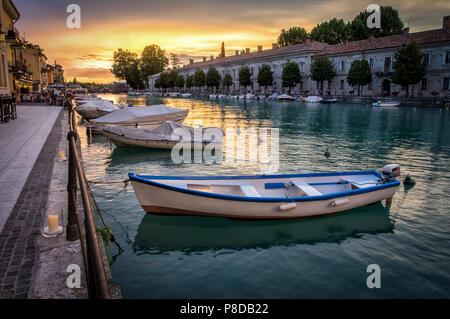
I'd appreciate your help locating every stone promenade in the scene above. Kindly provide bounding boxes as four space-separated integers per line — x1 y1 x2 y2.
0 105 62 298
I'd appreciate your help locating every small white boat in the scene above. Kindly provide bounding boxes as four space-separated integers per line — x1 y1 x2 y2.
89 105 189 132
208 94 218 99
180 93 192 98
129 165 401 219
305 96 323 103
245 93 255 100
238 94 246 100
372 101 401 107
102 121 224 149
257 95 266 100
322 98 338 104
277 94 295 101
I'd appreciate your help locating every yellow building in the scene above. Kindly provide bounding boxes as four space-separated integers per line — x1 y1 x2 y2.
0 0 19 95
24 44 48 91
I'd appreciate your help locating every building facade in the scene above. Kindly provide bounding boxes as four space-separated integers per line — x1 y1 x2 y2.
0 0 19 95
150 16 450 99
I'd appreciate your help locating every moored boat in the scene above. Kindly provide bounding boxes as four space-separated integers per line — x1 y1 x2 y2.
75 99 121 119
277 94 295 101
372 100 401 107
102 121 224 149
129 165 401 219
89 105 189 133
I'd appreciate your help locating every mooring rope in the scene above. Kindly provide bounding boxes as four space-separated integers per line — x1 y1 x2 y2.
84 178 128 253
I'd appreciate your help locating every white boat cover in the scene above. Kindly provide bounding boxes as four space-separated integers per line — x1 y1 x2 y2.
77 99 120 112
305 96 323 103
103 121 223 142
92 105 189 124
278 94 294 100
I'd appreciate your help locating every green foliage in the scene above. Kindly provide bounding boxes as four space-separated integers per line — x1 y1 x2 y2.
238 66 252 88
175 74 185 89
347 59 372 96
282 61 301 89
277 26 308 47
223 73 233 88
111 49 138 80
185 74 194 88
391 41 427 97
193 69 206 87
95 225 112 249
140 44 169 79
350 6 404 41
126 59 144 89
310 57 336 93
206 67 222 88
311 18 350 44
257 64 273 92
154 77 161 89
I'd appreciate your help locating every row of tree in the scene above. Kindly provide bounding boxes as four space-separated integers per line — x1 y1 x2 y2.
277 6 404 46
154 41 427 97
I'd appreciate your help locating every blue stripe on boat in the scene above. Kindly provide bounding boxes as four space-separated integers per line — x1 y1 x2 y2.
128 172 400 203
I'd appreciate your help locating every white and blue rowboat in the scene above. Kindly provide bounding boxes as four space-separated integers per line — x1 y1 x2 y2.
129 165 401 219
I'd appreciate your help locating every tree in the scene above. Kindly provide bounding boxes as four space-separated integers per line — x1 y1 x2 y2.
277 26 308 47
347 60 372 96
111 49 138 80
310 57 336 95
166 70 178 89
223 73 233 94
281 61 301 93
391 41 427 97
257 64 274 94
170 53 180 69
126 59 144 89
175 74 185 90
193 69 206 92
154 77 161 90
140 44 169 80
350 6 404 41
239 66 252 91
206 67 222 91
311 18 350 44
185 75 194 90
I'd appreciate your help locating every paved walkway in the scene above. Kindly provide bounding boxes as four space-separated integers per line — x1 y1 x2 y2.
0 105 62 298
0 105 62 232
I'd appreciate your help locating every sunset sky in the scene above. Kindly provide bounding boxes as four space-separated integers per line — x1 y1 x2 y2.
13 0 450 83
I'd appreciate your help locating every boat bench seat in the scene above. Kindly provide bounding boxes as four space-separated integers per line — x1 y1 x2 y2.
240 184 261 197
291 180 322 196
342 176 380 189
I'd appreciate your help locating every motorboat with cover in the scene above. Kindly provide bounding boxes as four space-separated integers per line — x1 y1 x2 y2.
75 99 123 119
89 105 189 132
102 121 224 149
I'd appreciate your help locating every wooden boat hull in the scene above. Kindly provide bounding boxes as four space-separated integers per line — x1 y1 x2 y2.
129 172 400 219
75 107 110 120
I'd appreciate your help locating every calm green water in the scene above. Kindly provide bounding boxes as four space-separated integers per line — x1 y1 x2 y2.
77 94 450 298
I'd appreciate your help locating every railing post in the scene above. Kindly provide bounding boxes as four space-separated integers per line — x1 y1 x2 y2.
67 110 80 241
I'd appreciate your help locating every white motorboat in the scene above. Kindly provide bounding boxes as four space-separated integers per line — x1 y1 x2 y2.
129 165 401 219
180 93 192 98
305 96 323 103
75 99 121 119
89 105 189 132
372 101 401 107
277 94 295 101
102 121 223 149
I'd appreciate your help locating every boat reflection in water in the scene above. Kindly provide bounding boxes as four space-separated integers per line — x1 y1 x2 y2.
134 202 394 253
106 147 172 167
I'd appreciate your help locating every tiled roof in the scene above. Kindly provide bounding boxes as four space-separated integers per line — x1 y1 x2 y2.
179 41 328 71
316 28 450 56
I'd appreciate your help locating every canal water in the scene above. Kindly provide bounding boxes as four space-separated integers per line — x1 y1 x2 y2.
77 94 450 298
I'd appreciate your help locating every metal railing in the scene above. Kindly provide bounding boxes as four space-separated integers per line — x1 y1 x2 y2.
66 105 111 299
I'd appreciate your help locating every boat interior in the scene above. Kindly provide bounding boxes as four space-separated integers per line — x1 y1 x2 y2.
146 173 384 198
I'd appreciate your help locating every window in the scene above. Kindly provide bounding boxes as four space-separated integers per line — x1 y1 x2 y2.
445 51 450 64
340 80 344 90
421 78 427 90
300 81 303 90
369 58 374 69
340 60 345 71
0 55 4 88
422 53 430 66
384 57 391 72
368 81 372 90
443 77 450 90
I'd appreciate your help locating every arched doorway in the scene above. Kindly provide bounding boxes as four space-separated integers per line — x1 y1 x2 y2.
382 79 391 96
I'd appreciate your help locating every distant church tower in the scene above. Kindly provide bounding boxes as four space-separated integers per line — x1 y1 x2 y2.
220 42 225 58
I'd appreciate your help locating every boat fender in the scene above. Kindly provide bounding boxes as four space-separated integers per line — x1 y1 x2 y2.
330 198 349 207
279 203 297 211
